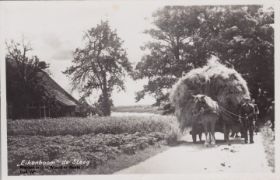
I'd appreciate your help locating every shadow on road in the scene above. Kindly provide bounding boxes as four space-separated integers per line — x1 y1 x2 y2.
169 138 245 149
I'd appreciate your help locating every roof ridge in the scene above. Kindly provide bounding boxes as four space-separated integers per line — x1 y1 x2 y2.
40 70 80 106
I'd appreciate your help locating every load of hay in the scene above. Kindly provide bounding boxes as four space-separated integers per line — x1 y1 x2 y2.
169 57 250 131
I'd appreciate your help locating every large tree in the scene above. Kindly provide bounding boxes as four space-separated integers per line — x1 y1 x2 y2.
64 21 132 116
204 6 274 117
6 40 51 119
134 5 274 117
133 6 211 105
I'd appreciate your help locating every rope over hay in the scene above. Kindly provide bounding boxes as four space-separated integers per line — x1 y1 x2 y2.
169 56 250 131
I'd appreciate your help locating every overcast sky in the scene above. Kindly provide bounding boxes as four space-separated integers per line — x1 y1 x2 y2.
0 1 164 106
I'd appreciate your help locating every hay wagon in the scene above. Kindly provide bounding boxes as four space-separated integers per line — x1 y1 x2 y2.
170 57 250 144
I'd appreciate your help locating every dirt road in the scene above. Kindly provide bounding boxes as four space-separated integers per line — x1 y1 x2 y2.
116 133 271 174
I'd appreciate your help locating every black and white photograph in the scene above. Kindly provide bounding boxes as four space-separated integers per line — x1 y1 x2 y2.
0 0 278 178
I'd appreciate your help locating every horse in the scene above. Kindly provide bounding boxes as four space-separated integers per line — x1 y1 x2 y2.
190 122 203 143
191 95 220 146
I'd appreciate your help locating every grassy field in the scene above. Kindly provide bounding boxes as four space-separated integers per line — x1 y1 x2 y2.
260 125 275 172
111 105 162 114
8 115 179 175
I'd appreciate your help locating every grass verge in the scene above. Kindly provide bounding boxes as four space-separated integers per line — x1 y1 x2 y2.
82 143 169 174
260 125 275 172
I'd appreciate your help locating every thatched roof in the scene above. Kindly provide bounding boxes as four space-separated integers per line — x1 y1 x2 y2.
170 57 250 129
38 71 79 107
7 59 79 107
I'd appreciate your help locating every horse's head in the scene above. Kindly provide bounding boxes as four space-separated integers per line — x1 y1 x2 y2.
191 94 219 116
191 94 207 114
192 94 206 103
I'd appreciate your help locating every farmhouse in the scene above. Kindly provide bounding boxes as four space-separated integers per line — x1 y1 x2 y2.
7 70 81 119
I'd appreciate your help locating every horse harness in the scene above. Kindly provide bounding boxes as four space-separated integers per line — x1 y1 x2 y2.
240 103 255 121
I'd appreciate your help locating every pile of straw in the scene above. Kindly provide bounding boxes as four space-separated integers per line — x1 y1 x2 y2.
170 57 250 130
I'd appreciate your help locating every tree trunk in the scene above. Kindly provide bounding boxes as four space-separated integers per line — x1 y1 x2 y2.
101 73 111 116
101 89 111 116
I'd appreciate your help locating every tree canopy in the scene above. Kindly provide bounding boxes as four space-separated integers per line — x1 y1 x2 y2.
64 21 132 116
6 40 51 119
133 5 274 116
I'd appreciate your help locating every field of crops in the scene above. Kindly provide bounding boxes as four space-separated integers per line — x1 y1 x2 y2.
8 115 177 136
8 115 179 175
